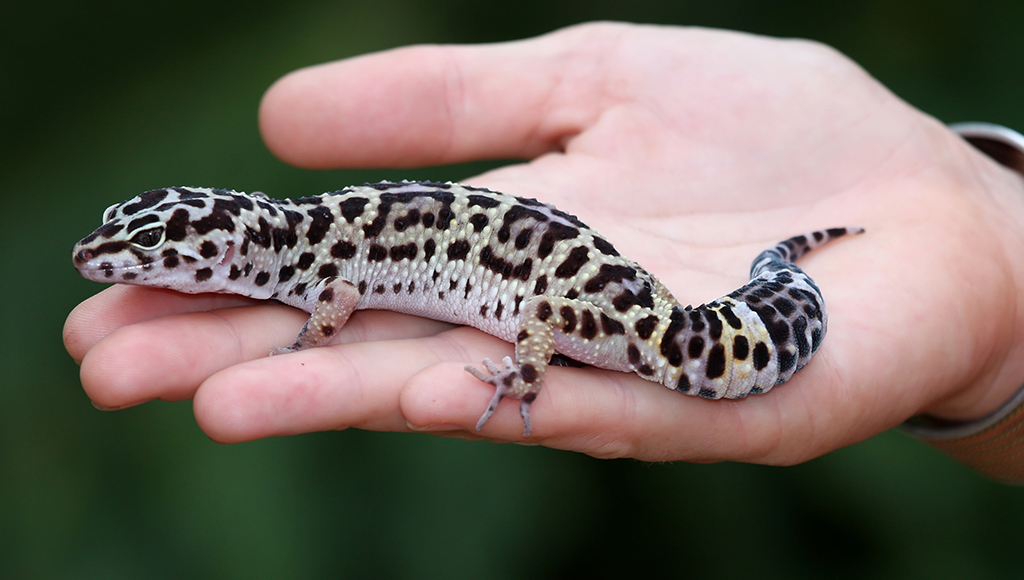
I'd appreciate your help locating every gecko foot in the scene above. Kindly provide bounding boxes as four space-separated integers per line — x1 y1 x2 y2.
269 344 301 356
464 356 534 436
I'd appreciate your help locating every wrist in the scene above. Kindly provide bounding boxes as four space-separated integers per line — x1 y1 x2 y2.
911 122 1024 423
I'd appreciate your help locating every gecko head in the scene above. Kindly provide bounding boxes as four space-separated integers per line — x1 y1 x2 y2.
72 187 248 292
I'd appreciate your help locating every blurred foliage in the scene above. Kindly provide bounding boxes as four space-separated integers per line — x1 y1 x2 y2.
1 0 1022 578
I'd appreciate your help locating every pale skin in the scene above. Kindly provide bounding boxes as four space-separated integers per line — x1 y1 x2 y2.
64 22 1024 465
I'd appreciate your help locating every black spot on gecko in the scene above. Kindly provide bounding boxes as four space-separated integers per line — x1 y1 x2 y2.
393 208 420 231
297 252 315 269
122 189 169 214
554 246 590 278
659 308 686 361
228 264 241 279
565 288 579 300
515 196 543 207
733 335 750 360
703 309 723 340
256 201 277 217
583 264 637 293
676 373 691 393
627 344 641 365
306 206 333 244
635 315 658 340
374 285 386 294
592 236 619 256
127 214 160 232
340 197 369 222
772 296 796 317
319 288 334 302
467 194 501 209
600 313 625 335
173 187 208 200
580 311 598 340
811 328 823 352
469 213 489 232
245 217 272 248
515 228 533 249
331 241 356 260
513 295 522 314
688 310 706 333
271 225 298 252
423 239 436 260
254 271 270 286
243 263 253 276
199 241 218 259
87 240 129 257
407 282 415 293
321 324 335 337
421 212 435 228
480 305 488 316
520 363 538 383
192 202 236 235
498 205 548 243
393 283 402 293
358 281 367 295
479 246 533 281
165 209 190 242
293 282 307 295
550 208 587 228
494 302 504 318
279 265 295 282
537 301 553 321
367 244 387 262
706 343 726 379
777 349 796 376
638 364 654 376
537 222 580 259
318 263 338 278
390 243 417 261
517 330 530 342
122 272 137 281
688 336 705 359
612 292 639 312
752 342 770 370
793 316 810 357
560 306 577 333
533 275 548 295
447 240 471 261
698 388 717 399
719 304 743 329
752 304 790 347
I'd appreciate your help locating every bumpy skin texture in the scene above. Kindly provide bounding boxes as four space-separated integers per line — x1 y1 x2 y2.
73 181 858 435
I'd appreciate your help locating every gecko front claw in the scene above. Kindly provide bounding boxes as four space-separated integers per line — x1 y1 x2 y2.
464 356 533 436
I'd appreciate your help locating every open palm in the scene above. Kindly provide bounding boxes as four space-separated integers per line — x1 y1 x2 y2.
65 22 1024 464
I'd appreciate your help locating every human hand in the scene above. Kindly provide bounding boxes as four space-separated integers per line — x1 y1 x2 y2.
65 22 1024 464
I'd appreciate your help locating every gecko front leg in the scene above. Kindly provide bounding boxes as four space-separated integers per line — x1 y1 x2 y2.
270 277 361 355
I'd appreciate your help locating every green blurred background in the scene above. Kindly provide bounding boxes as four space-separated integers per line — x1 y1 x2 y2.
3 1 1023 578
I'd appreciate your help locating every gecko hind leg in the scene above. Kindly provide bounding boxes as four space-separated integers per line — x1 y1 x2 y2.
465 356 536 436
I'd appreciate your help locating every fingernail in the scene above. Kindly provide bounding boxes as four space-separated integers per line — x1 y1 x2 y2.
92 401 137 411
406 421 462 432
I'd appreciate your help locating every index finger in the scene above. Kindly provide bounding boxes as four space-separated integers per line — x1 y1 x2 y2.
258 24 614 169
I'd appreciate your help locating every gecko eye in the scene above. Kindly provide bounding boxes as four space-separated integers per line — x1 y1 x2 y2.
129 226 165 249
